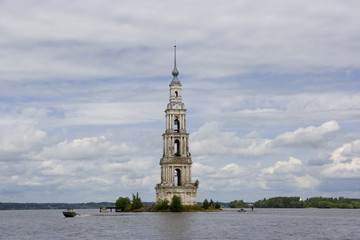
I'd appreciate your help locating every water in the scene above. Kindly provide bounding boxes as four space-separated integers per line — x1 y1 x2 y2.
1 208 359 239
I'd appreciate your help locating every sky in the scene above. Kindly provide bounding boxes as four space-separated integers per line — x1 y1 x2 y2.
0 0 359 203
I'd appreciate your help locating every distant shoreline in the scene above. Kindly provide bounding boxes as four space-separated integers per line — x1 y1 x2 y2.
2 196 360 210
0 202 120 210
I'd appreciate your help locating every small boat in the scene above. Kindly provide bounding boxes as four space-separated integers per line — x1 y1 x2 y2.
100 207 108 213
63 209 78 217
237 208 246 212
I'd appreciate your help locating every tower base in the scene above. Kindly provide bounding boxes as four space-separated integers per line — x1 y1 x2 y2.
155 184 197 205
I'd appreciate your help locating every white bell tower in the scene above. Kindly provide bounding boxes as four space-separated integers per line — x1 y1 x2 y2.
155 44 198 205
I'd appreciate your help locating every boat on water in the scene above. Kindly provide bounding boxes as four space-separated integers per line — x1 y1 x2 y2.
237 208 246 212
100 207 108 213
63 209 78 217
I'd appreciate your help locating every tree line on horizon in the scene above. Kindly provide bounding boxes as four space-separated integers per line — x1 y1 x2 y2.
2 196 360 210
0 202 115 210
251 196 360 208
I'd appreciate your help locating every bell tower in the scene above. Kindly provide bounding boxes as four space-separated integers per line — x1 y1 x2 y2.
155 44 198 205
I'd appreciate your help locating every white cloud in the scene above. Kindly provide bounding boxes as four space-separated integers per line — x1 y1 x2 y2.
1 0 360 82
308 152 332 166
191 121 276 158
212 163 245 179
0 0 360 202
37 136 136 161
321 140 360 178
191 121 340 161
273 121 340 148
61 102 163 126
190 91 360 130
191 122 238 156
262 157 303 175
336 139 360 158
192 162 216 176
41 160 68 176
294 175 320 189
193 162 248 192
234 139 276 157
0 125 47 155
260 157 319 191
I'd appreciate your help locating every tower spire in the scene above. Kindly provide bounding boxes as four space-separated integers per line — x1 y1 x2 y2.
174 41 177 68
171 42 180 85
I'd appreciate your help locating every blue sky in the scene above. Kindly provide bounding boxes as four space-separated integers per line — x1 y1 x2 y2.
0 0 359 203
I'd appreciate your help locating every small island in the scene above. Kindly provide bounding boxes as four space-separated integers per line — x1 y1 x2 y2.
110 193 222 213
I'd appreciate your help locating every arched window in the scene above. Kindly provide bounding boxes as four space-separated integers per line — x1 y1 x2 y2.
174 119 179 132
174 169 181 186
174 139 180 156
175 91 178 98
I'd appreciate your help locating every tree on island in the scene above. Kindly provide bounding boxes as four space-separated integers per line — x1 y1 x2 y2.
209 199 214 208
115 192 144 211
202 199 210 209
131 192 143 210
154 198 169 211
214 202 221 209
115 197 131 211
170 195 183 212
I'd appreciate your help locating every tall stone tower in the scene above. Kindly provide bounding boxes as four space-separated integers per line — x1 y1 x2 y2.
155 44 198 205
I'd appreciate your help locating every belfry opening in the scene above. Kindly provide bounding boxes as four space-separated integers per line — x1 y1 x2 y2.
174 119 179 132
155 44 198 205
174 139 180 155
174 169 181 186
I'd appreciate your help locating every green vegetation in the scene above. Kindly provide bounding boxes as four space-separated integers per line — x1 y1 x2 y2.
194 179 199 187
182 205 204 211
154 199 169 211
170 195 183 212
253 196 360 208
114 193 144 212
254 197 304 208
115 197 131 211
202 199 210 209
198 198 222 211
305 197 360 208
228 200 247 208
130 192 143 210
152 198 221 212
209 199 214 208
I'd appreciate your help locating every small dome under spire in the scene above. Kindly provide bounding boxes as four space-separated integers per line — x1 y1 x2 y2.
171 67 181 85
172 67 179 78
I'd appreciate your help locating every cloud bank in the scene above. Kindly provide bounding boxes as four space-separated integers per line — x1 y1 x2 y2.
0 0 359 202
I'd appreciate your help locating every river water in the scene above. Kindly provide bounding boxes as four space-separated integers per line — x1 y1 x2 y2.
0 208 359 239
